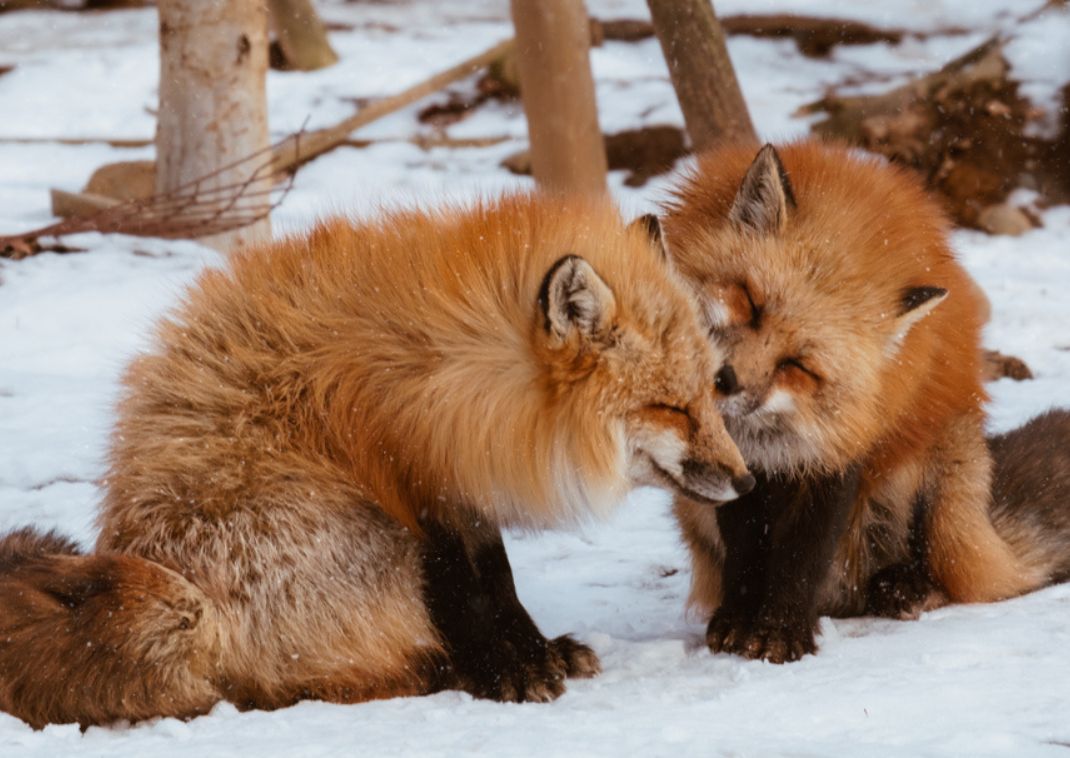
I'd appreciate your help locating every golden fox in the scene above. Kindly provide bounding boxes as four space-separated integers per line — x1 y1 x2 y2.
0 193 750 728
660 141 1069 663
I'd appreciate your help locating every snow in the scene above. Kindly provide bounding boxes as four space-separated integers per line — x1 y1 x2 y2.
1 1 1069 755
1004 4 1070 137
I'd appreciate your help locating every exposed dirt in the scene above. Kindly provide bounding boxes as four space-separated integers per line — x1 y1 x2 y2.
594 14 912 58
501 125 687 187
807 39 1070 229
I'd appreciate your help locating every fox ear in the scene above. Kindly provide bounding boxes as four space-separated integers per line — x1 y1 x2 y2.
888 286 948 355
729 144 796 235
629 213 669 262
538 254 617 344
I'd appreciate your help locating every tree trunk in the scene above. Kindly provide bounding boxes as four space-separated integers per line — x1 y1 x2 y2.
646 0 756 151
510 0 607 196
156 0 272 252
268 0 339 71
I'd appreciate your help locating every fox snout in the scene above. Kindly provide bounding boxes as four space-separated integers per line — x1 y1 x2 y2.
658 398 752 506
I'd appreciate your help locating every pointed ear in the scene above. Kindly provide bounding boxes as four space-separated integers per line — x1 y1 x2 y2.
538 254 617 344
629 213 668 261
728 144 796 235
887 286 948 355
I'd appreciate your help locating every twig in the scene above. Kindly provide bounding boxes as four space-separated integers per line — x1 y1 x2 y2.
0 132 300 256
268 37 514 173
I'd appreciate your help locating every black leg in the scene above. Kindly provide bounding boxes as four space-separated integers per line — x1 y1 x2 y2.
709 466 860 663
470 532 600 679
865 493 946 618
706 473 777 653
420 518 598 703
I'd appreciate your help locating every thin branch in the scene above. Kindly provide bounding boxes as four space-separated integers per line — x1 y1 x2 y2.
1 131 301 257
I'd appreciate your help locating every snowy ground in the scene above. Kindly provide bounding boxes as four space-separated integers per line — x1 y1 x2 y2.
1 1 1069 755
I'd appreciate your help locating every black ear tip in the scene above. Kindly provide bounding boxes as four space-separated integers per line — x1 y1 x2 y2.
901 286 948 313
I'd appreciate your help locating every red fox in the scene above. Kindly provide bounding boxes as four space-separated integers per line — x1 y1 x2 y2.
659 141 1069 663
0 193 751 728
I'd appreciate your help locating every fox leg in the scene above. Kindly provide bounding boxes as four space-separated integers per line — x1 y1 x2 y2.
864 495 948 619
0 541 222 729
708 466 860 663
420 518 599 703
673 496 726 614
924 415 1045 602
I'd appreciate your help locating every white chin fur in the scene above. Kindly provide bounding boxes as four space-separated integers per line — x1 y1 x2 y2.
637 428 687 479
718 394 752 418
759 388 796 415
727 417 828 477
693 481 739 502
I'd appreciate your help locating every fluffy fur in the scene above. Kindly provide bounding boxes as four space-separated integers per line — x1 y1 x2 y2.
662 141 1064 661
1 193 748 727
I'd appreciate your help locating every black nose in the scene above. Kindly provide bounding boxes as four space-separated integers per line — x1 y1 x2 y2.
732 473 756 496
715 364 740 395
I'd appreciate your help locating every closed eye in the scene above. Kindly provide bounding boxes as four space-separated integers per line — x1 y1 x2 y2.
649 403 689 416
778 357 821 382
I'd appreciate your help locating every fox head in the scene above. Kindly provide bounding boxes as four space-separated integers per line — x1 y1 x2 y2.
529 217 753 516
661 143 974 475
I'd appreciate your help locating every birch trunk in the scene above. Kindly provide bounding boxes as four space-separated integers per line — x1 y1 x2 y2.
156 0 272 252
510 0 607 196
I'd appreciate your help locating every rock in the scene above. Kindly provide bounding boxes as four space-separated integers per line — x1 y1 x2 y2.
977 203 1035 236
84 160 156 202
982 350 1034 382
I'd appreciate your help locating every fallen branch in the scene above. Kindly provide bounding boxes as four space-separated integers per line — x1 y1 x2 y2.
594 13 923 56
3 39 514 253
0 136 152 147
268 37 514 174
49 189 119 219
721 14 904 57
796 30 1070 229
0 133 299 257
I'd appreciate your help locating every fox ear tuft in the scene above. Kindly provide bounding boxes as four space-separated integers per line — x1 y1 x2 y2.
729 144 796 235
887 285 948 355
538 255 617 343
630 213 668 261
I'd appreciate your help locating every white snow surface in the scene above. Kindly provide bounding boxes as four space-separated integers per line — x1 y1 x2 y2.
1004 3 1070 137
1 1 1069 755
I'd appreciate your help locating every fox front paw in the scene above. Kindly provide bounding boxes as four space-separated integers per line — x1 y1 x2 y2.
865 562 948 620
548 634 601 679
707 609 816 664
461 638 567 704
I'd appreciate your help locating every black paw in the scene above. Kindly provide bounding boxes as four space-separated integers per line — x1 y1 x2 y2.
707 609 816 664
865 562 948 620
460 638 567 703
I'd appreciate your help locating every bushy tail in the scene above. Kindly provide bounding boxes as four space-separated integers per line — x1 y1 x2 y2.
0 526 82 571
988 410 1070 586
0 527 222 728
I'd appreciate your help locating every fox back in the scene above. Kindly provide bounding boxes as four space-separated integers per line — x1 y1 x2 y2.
102 194 747 546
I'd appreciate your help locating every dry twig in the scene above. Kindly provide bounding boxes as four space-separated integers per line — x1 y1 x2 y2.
1 133 301 258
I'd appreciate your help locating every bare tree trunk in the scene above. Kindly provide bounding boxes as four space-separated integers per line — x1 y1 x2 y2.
646 0 756 151
156 0 272 252
510 0 607 196
268 0 339 71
